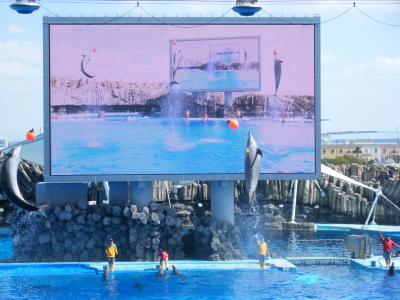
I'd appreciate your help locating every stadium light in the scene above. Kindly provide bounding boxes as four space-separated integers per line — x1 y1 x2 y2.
232 0 262 17
10 0 40 14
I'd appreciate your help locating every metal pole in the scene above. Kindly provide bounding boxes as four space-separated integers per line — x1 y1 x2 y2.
290 180 298 223
364 189 381 225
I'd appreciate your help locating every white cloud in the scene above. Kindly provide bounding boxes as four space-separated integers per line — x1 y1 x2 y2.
342 56 400 78
375 56 400 69
0 40 42 64
0 61 41 77
7 24 27 34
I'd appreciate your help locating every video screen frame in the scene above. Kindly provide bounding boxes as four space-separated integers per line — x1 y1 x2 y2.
169 36 261 92
43 16 321 182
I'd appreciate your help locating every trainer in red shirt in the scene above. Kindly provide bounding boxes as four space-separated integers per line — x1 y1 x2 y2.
380 233 400 268
159 250 169 270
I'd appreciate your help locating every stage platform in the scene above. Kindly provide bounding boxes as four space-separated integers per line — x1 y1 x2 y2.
351 256 400 270
87 259 296 272
314 223 400 234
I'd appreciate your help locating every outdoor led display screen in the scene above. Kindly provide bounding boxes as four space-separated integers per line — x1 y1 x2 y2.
45 17 320 180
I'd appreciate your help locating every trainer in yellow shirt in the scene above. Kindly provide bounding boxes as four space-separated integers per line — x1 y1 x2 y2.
257 238 269 270
105 238 118 272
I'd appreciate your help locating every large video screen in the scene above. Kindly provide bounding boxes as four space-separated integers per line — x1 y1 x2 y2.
48 22 317 177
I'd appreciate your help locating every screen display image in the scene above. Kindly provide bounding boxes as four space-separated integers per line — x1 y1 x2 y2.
48 22 317 177
171 37 260 91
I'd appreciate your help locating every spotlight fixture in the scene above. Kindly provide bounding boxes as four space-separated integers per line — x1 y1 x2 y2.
10 0 40 14
232 0 261 17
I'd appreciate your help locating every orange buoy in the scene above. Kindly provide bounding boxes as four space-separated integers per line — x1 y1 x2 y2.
26 129 36 141
228 119 239 130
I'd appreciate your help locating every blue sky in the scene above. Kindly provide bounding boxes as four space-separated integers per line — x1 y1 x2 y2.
0 1 399 141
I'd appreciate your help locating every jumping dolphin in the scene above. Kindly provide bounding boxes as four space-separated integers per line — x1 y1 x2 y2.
244 132 263 204
274 58 283 95
103 181 110 203
0 146 38 211
80 55 95 79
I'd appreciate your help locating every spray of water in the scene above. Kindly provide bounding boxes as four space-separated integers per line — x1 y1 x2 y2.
162 85 185 118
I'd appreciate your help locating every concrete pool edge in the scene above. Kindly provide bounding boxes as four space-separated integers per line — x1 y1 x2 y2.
0 259 296 272
314 223 400 233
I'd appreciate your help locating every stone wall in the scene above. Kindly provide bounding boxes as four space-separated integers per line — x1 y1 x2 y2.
9 202 185 262
251 164 400 224
170 164 400 224
8 200 246 262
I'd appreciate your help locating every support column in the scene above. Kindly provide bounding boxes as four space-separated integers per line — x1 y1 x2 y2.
224 91 233 108
290 180 298 223
108 182 128 205
131 181 153 208
211 181 234 225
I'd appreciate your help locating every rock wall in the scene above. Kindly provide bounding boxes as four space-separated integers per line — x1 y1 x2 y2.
8 200 246 262
170 164 400 224
186 213 244 261
251 164 400 224
9 202 185 262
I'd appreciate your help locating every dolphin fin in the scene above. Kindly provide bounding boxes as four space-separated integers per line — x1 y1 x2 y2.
251 148 263 168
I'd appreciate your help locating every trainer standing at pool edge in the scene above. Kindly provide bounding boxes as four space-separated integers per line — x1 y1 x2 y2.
258 238 269 270
105 238 118 272
379 232 399 268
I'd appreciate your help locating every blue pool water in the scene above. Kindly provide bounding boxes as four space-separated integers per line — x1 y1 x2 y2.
0 264 399 299
175 69 260 91
0 228 398 298
51 118 315 175
0 228 12 261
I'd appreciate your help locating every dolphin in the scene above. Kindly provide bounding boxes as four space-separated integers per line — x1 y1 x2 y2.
244 132 263 205
389 263 395 276
0 146 38 211
103 181 110 203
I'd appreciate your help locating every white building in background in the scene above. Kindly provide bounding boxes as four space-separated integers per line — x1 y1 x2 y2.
0 136 8 150
322 131 400 163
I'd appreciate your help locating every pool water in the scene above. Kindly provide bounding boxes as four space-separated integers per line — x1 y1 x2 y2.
175 68 260 90
0 265 399 300
51 118 315 175
0 228 386 262
0 228 398 298
0 228 12 261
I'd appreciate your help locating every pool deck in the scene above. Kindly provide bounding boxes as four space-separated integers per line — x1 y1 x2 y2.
0 259 296 272
314 223 400 233
351 256 400 270
87 259 296 272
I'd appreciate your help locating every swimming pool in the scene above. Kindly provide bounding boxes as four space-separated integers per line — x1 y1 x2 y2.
0 263 399 299
50 117 315 175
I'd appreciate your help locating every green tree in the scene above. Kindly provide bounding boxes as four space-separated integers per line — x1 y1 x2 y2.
352 146 362 158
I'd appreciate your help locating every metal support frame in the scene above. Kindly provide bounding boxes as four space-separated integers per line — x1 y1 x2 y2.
364 188 381 226
290 180 298 223
224 91 233 108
